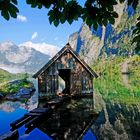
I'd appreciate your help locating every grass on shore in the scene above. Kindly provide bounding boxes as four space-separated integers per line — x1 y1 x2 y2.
92 55 140 104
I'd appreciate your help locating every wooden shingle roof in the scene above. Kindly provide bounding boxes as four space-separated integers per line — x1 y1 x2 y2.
33 43 98 78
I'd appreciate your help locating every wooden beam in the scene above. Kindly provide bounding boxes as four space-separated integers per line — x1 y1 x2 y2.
24 113 42 116
30 108 49 113
10 115 28 127
11 116 32 130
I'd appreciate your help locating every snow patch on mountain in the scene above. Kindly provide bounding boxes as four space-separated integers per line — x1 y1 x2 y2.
19 41 60 58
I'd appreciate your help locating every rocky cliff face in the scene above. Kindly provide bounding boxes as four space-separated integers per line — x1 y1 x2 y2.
69 24 103 64
69 1 140 64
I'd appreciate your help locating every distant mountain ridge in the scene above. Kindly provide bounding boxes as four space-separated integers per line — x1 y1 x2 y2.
0 68 25 83
0 41 60 73
69 1 140 64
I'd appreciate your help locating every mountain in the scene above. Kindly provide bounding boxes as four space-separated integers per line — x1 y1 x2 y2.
0 41 59 73
69 24 103 64
0 68 25 83
69 1 140 64
0 68 13 80
19 41 60 58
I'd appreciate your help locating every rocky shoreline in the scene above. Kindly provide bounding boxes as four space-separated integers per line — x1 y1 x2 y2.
5 87 35 101
0 79 35 101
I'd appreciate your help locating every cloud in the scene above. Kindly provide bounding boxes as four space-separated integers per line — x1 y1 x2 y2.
17 14 27 22
31 32 38 40
19 41 61 57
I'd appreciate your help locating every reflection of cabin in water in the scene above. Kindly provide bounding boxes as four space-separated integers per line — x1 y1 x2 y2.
33 43 98 99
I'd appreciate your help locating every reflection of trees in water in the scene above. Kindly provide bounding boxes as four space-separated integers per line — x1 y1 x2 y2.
91 101 140 140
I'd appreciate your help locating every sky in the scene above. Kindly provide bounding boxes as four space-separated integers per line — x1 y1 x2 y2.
0 1 84 48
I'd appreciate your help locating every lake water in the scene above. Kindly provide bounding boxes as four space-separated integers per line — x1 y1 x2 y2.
0 91 52 140
92 101 140 140
0 91 96 140
0 76 140 140
1 94 140 140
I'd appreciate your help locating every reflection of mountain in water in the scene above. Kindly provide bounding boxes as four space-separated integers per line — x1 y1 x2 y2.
0 101 20 112
0 89 38 112
91 102 140 140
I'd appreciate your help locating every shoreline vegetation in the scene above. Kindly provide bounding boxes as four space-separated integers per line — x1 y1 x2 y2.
92 55 140 105
0 71 35 100
0 69 27 83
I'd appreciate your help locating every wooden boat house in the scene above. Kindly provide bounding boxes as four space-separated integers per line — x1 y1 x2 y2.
33 43 98 99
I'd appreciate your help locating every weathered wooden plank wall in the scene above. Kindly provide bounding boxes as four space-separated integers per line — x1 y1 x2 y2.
38 51 93 99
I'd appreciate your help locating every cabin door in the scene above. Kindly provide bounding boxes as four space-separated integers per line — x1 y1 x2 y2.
58 69 71 94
